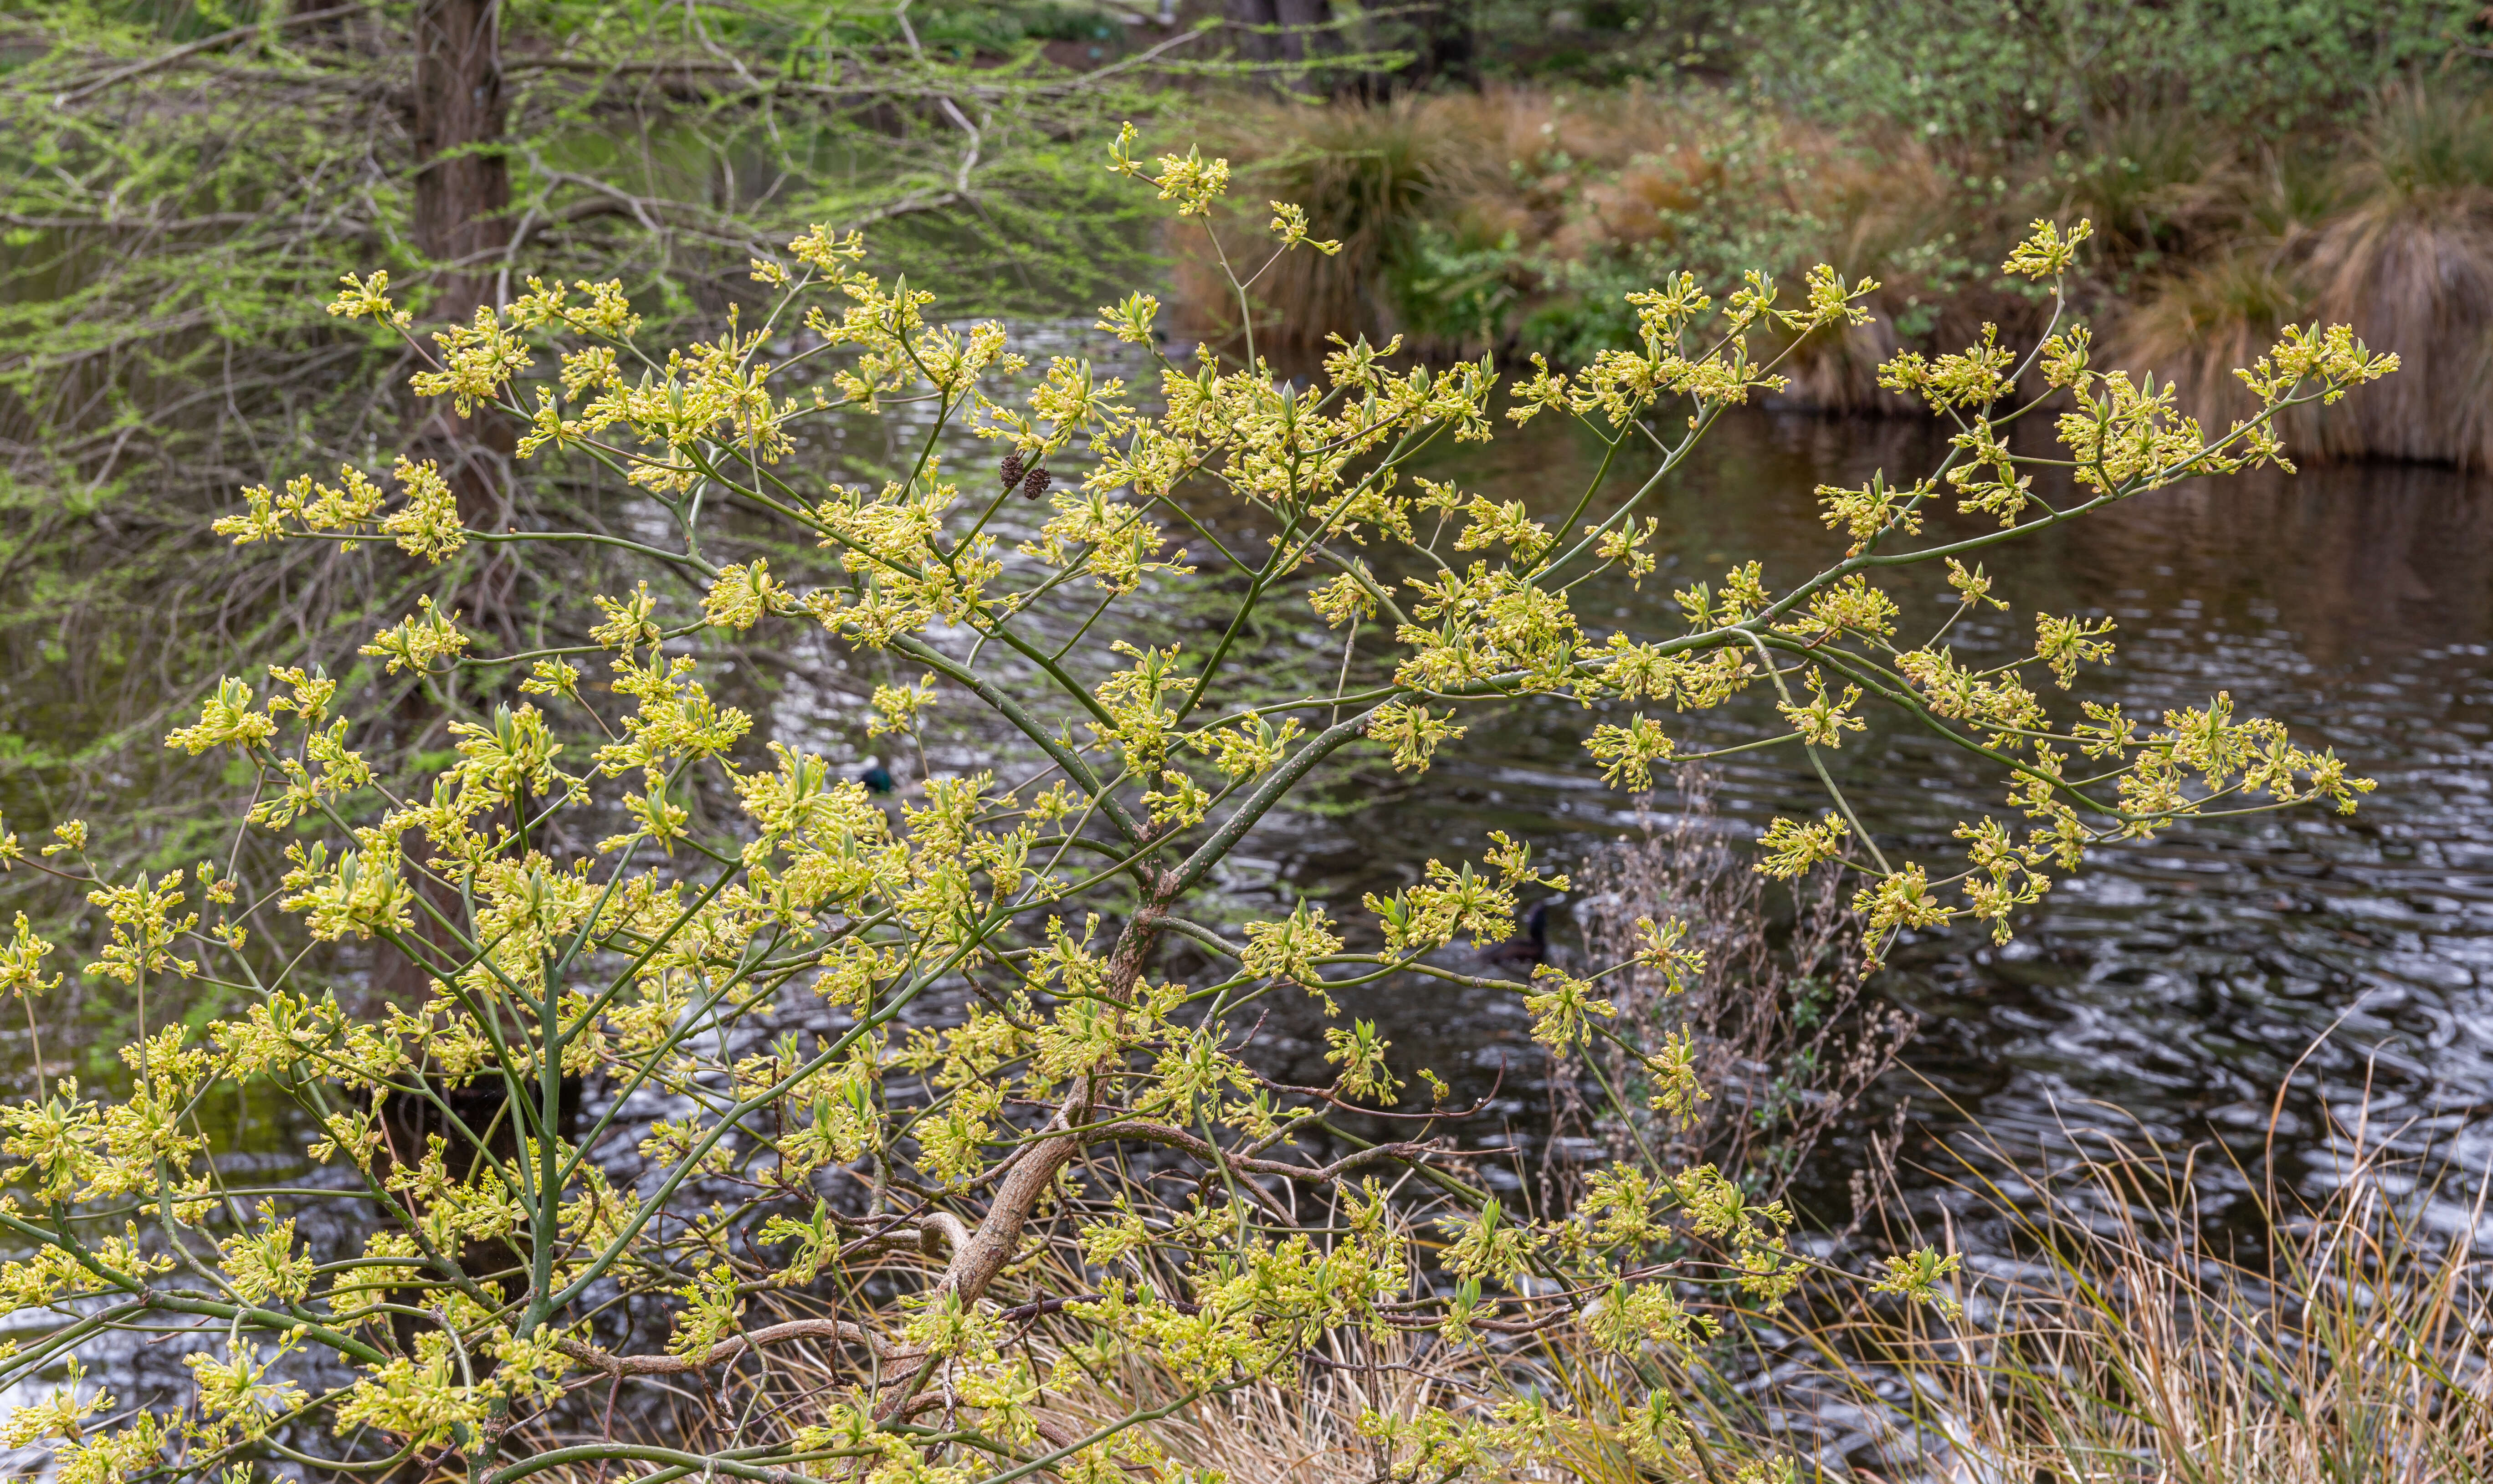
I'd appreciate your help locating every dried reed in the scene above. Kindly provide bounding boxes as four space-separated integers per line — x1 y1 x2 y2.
1175 81 2493 465
2093 87 2493 468
1787 1102 2493 1480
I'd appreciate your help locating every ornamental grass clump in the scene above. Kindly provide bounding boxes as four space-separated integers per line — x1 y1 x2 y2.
2117 85 2493 469
1793 1114 2493 1481
0 125 2397 1484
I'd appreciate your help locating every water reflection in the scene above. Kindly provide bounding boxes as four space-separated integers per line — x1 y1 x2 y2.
756 339 2493 1233
1278 408 2493 1233
10 326 2490 1249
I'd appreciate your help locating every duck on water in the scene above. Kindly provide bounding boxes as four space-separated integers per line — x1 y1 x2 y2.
1481 898 1559 971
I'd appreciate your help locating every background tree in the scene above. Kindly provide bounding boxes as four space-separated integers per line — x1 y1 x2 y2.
0 0 1219 905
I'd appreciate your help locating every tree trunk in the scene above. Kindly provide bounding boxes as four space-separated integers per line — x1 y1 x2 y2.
407 0 517 620
1403 2 1475 89
1226 0 1337 66
1273 0 1336 62
413 0 509 325
381 0 515 1012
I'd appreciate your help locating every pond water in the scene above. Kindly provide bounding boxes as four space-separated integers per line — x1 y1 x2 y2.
6 324 2491 1467
1265 404 2493 1237
749 326 2493 1238
10 326 2492 1247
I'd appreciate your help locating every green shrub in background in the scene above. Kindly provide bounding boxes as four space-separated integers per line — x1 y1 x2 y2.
1397 0 2485 140
1746 0 2476 140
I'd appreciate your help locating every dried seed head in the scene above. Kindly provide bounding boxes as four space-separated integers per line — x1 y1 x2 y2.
997 450 1025 491
1020 468 1053 500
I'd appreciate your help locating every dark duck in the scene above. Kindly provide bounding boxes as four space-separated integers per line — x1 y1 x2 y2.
857 757 896 796
1481 898 1557 971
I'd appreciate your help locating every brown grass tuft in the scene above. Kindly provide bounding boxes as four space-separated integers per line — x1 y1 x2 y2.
1804 1109 2493 1481
2115 86 2493 468
1168 93 1468 353
1169 86 2012 410
2059 107 2247 256
1173 79 2493 464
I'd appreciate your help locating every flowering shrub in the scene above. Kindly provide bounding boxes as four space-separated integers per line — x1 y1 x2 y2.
0 128 2393 1484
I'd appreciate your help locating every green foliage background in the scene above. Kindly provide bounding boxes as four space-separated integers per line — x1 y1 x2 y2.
1411 0 2483 137
0 0 1181 926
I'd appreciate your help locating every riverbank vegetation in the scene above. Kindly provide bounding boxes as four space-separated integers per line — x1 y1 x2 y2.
1019 1100 2493 1480
1165 1 2493 466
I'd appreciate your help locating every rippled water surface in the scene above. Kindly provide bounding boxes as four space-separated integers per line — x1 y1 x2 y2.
1276 408 2493 1228
8 333 2493 1463
10 330 2492 1237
